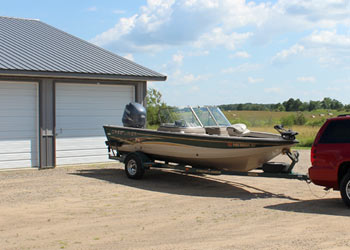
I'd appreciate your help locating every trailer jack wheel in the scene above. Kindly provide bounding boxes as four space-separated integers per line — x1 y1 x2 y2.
124 153 145 179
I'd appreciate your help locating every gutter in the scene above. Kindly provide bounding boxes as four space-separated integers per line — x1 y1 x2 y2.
0 70 167 82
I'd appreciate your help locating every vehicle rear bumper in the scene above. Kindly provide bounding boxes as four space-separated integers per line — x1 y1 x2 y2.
308 165 339 189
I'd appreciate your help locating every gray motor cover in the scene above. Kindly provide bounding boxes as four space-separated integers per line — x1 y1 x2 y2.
122 102 146 128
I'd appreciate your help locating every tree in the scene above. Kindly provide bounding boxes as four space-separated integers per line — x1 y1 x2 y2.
308 100 320 111
146 88 167 126
299 102 309 111
321 97 332 109
344 104 350 112
330 99 343 110
237 104 243 110
272 103 285 111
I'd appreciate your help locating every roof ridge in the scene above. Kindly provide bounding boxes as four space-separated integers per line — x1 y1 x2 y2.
0 16 40 21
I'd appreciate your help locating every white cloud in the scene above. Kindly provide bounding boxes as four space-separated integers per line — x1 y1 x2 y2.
89 0 350 69
172 53 184 64
233 51 250 58
248 77 264 83
161 53 184 74
91 15 138 47
305 30 350 47
194 28 252 50
222 63 261 74
272 30 350 67
183 74 200 83
123 53 134 61
183 0 219 9
276 0 350 28
254 0 350 44
166 70 210 85
90 0 266 52
272 44 304 63
297 76 315 82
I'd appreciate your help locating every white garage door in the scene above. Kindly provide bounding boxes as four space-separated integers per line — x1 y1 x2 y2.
56 83 134 165
0 82 38 169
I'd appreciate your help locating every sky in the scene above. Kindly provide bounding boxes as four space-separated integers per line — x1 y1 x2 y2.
2 0 350 106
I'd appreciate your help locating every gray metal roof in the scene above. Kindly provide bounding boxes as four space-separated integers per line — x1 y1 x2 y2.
0 16 166 81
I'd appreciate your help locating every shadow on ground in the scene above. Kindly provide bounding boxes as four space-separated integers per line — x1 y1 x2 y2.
71 168 299 201
265 198 350 216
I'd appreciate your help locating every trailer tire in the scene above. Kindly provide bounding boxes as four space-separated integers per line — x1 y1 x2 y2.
124 153 145 179
340 171 350 208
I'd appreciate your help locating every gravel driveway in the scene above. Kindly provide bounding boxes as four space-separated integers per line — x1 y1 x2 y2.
1 149 349 249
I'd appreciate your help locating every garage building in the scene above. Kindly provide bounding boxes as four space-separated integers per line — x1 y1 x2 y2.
0 16 166 169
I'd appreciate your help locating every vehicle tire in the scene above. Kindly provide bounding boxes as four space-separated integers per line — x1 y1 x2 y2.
340 171 350 208
124 153 145 179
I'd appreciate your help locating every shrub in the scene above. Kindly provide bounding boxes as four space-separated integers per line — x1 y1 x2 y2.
294 112 307 125
306 117 326 127
280 115 295 126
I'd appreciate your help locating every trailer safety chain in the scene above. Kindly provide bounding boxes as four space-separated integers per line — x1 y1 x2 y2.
306 180 330 199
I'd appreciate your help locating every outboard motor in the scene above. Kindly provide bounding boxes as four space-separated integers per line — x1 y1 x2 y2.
122 102 146 128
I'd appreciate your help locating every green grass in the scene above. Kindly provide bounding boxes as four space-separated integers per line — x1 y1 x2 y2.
250 125 318 147
223 110 338 127
224 110 326 147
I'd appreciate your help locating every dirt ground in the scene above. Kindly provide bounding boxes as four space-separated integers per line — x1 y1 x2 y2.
1 149 350 250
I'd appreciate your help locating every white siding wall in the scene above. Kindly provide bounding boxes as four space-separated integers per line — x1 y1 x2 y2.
56 83 134 165
0 81 38 169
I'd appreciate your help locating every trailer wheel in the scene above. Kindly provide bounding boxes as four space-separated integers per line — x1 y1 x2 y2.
124 153 145 179
340 171 350 208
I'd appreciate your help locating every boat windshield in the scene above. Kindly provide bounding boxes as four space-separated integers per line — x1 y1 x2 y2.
159 107 202 127
192 106 231 127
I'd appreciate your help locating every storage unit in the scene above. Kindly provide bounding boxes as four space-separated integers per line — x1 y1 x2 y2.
0 81 38 169
55 83 134 165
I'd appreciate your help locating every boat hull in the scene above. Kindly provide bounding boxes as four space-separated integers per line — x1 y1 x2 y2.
104 125 297 172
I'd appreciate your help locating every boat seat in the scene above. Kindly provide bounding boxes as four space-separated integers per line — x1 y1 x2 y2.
205 127 229 136
157 124 206 134
227 123 250 136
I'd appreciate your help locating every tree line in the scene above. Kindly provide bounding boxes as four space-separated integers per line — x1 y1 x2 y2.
146 89 348 126
219 97 349 112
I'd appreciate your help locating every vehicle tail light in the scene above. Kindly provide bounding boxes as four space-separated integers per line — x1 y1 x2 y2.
311 143 317 166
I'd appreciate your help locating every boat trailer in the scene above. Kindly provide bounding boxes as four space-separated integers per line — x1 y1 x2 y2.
106 141 309 182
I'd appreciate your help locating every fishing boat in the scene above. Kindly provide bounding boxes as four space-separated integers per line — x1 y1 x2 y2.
103 103 298 173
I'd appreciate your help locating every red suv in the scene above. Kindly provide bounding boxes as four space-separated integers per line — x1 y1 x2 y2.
309 115 350 207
